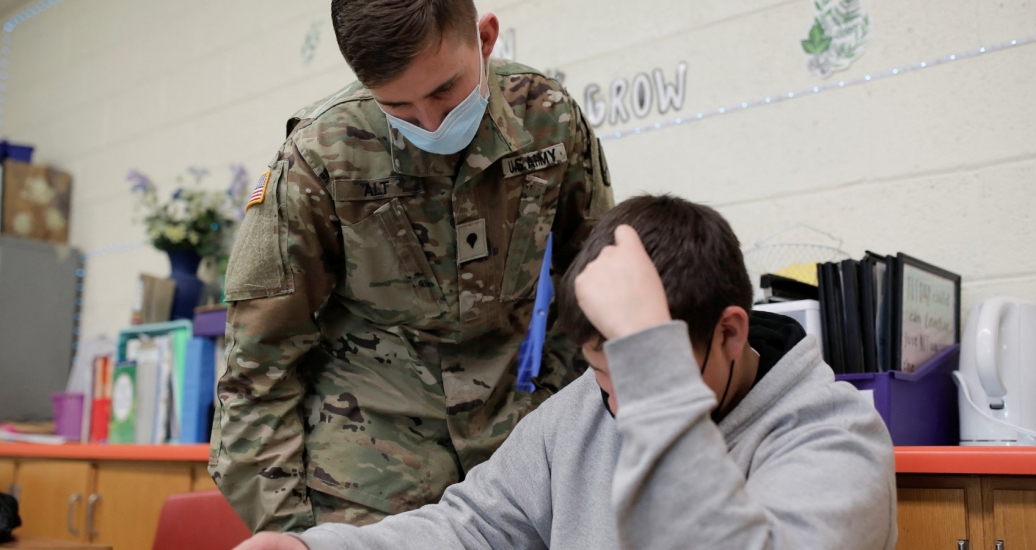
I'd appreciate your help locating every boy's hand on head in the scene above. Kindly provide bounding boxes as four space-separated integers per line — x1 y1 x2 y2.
574 224 671 340
232 532 309 550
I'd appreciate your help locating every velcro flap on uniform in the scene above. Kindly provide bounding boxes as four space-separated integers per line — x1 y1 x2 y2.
502 143 568 178
224 160 293 301
331 177 422 201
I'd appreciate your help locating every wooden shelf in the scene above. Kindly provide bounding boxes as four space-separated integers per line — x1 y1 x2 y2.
0 442 208 462
894 446 1036 475
3 442 1035 474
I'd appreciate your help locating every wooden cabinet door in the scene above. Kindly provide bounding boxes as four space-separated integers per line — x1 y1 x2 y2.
983 476 1036 550
90 461 192 550
896 475 985 550
15 460 93 542
0 458 16 494
190 463 217 492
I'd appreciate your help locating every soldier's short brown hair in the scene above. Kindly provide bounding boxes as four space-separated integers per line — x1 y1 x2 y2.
331 0 479 88
558 195 754 351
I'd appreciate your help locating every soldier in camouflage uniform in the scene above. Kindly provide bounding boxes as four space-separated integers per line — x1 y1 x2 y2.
209 0 613 533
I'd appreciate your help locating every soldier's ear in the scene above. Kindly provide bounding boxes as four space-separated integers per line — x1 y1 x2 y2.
477 14 499 58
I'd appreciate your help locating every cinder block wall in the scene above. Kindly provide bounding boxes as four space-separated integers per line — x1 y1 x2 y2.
5 0 1034 341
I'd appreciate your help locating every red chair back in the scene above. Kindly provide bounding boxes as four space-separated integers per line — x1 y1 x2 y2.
152 490 252 550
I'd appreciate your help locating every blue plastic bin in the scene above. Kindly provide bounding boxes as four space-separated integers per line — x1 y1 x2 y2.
0 140 34 163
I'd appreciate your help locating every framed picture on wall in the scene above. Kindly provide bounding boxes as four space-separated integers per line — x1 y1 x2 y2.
1 160 72 244
890 253 961 373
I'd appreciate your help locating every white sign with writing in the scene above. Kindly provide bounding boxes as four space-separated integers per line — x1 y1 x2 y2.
899 263 956 372
583 62 688 127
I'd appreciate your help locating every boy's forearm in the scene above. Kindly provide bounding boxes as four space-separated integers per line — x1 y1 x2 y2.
606 322 771 549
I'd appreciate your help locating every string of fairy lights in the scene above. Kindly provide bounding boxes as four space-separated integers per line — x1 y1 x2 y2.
3 3 1032 259
599 33 1035 141
1 0 1027 367
0 0 64 135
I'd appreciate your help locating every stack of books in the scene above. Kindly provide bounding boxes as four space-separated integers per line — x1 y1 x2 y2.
105 321 216 445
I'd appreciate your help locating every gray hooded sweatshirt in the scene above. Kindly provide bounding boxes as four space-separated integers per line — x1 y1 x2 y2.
294 321 897 549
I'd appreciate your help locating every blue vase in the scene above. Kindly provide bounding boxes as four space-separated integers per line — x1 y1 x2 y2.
167 249 203 320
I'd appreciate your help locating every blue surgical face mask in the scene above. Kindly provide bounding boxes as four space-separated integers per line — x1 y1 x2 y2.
379 34 489 155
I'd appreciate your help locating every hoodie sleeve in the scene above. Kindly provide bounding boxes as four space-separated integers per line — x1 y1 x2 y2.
291 401 556 550
605 321 895 550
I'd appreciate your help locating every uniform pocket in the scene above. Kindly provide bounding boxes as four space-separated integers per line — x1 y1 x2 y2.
209 327 234 469
500 174 558 301
333 177 447 326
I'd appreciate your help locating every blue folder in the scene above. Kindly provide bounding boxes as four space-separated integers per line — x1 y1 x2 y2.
516 233 554 393
180 336 216 443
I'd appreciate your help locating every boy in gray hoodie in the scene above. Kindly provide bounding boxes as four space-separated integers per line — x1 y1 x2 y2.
236 195 897 550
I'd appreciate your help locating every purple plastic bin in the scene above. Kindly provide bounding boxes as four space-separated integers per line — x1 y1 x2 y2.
193 307 228 338
836 345 960 446
0 140 34 163
51 392 84 442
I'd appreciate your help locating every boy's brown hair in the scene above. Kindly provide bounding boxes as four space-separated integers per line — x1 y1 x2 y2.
558 194 754 351
331 0 479 88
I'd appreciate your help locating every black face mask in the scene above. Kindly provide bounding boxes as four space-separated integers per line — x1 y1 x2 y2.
601 388 615 418
701 338 737 421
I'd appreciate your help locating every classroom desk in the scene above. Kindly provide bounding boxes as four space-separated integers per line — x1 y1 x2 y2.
0 443 207 462
895 446 1036 475
3 444 1036 550
5 442 1035 473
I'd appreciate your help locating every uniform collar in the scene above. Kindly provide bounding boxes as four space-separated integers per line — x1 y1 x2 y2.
388 60 534 180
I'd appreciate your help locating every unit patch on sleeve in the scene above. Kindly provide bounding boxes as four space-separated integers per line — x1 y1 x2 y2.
246 170 272 211
501 143 568 178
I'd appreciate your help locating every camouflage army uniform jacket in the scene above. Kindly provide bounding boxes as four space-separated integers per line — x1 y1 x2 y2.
209 59 613 533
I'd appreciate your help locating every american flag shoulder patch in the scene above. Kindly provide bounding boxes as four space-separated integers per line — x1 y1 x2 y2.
246 170 272 211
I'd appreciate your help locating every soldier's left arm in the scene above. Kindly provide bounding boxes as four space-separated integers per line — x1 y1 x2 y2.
534 94 614 399
553 96 614 274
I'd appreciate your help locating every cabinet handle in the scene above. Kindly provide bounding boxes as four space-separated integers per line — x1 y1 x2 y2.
995 541 1004 550
958 541 969 550
7 482 19 500
86 493 101 537
66 493 82 536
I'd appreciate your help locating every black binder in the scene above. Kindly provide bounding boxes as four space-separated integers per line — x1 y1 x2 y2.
863 252 890 372
822 262 847 374
858 257 879 373
884 255 899 370
816 263 833 367
838 259 866 374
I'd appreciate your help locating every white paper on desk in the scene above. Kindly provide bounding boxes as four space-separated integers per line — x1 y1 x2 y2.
66 336 115 442
0 431 66 445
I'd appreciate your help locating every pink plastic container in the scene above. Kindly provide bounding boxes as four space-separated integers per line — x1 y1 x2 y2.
51 392 84 441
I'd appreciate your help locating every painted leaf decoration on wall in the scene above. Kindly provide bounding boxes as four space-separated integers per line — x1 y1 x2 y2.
801 22 832 54
803 0 871 77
